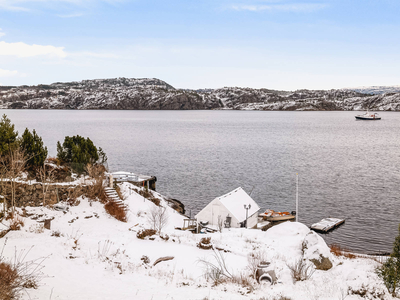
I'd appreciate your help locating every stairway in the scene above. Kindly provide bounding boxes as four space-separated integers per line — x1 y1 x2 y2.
104 187 127 210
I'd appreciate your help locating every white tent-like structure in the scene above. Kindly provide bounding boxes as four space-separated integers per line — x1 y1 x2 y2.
195 187 260 229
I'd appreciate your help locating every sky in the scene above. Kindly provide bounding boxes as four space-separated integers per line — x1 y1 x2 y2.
0 0 399 90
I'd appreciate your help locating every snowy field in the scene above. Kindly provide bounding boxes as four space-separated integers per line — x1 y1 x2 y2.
1 182 393 300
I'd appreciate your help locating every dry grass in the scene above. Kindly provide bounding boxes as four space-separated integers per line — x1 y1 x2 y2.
136 229 157 239
287 258 315 282
104 200 127 222
0 240 44 300
330 244 357 259
135 188 160 206
85 164 106 202
9 216 24 231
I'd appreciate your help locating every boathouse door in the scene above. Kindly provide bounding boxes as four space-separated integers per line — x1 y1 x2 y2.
212 204 220 226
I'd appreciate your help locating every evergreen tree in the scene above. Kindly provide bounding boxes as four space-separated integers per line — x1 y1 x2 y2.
57 135 106 174
0 114 18 155
377 224 400 297
20 128 48 171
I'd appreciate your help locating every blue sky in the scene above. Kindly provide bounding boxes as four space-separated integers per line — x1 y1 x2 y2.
0 0 399 90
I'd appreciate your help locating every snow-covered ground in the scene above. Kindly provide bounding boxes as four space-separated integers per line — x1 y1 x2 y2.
1 182 392 300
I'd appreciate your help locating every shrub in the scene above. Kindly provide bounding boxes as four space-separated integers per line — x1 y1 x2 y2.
104 201 127 222
136 229 157 239
376 224 400 297
197 237 213 250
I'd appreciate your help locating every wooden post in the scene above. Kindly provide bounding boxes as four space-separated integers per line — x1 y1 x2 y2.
44 219 51 230
109 174 113 188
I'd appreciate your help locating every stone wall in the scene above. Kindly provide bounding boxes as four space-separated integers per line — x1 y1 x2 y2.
0 182 90 207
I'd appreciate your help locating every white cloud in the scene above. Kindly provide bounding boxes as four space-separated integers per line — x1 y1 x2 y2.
0 0 124 11
0 41 66 58
57 12 84 18
231 3 328 12
0 68 20 77
72 51 119 58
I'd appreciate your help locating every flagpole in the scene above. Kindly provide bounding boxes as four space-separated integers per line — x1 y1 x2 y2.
296 173 298 222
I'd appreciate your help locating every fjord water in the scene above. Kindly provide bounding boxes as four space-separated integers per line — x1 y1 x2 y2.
3 109 400 253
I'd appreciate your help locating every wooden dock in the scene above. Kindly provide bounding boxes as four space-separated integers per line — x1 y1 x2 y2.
310 218 345 233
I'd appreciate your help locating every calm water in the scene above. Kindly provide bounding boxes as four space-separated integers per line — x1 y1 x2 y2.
2 109 400 253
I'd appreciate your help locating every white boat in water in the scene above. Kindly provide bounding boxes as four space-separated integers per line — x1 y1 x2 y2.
355 111 381 120
259 209 295 222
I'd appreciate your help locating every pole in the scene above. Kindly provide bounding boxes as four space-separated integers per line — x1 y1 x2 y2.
296 173 298 222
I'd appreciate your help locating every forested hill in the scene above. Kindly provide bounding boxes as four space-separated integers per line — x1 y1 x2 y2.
1 77 400 111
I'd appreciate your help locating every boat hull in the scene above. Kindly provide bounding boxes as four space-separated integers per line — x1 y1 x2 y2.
265 215 295 221
355 116 381 120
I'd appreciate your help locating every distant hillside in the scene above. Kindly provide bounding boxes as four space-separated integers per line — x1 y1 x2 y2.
1 77 400 111
344 85 400 95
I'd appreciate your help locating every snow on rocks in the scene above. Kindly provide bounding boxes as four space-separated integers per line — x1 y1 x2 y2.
0 182 394 299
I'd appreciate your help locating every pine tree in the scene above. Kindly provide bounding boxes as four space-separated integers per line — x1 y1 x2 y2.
0 114 18 155
20 128 48 171
377 224 400 297
57 135 106 174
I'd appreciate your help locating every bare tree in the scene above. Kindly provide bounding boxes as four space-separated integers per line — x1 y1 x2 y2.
37 163 56 206
1 149 28 215
85 163 106 200
147 205 169 234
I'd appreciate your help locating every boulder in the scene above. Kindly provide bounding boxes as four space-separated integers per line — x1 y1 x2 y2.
302 231 333 270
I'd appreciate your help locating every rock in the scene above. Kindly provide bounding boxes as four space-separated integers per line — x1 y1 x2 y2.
310 255 333 271
302 231 333 271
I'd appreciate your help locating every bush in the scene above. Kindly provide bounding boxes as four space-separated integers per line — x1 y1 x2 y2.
56 135 107 174
197 237 213 250
136 229 157 239
104 201 127 222
376 224 400 297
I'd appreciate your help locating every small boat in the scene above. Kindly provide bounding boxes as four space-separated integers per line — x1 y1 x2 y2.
310 218 345 233
355 111 381 120
259 209 295 221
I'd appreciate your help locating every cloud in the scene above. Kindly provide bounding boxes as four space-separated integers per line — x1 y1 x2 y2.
0 0 124 11
0 68 21 77
231 3 328 12
0 41 66 58
0 28 5 38
57 12 84 18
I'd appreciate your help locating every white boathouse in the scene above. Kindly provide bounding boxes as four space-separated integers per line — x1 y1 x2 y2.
195 187 260 229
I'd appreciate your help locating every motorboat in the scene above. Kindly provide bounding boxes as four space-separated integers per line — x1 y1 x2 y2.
355 111 381 120
259 209 295 221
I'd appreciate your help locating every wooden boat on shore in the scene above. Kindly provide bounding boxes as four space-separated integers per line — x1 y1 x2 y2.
311 218 345 233
259 209 295 222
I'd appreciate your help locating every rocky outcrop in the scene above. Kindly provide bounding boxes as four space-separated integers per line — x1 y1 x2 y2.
1 77 400 111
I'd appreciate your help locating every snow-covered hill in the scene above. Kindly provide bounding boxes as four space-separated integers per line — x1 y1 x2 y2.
344 85 400 95
1 182 393 300
1 78 400 111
